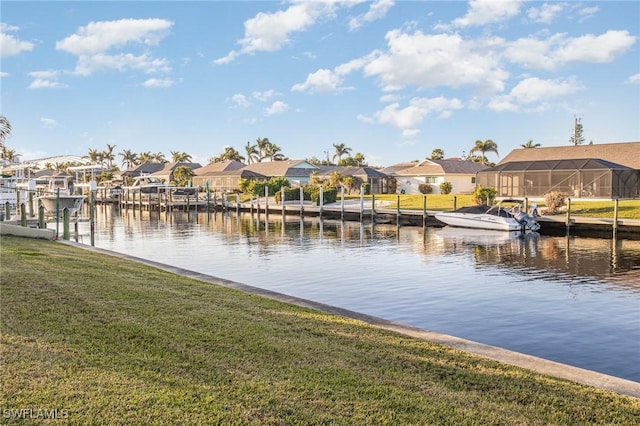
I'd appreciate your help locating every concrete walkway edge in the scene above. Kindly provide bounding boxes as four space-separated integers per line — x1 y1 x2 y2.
1 223 55 240
60 240 640 399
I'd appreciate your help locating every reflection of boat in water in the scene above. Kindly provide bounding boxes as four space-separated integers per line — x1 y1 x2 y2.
435 199 540 232
434 226 526 244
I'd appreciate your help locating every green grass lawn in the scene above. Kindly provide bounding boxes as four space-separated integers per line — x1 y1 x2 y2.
348 194 640 219
1 236 638 424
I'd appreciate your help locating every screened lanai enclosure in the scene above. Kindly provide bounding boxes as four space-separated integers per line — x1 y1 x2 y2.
476 158 640 199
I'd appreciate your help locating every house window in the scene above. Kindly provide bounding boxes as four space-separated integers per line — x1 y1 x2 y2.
471 177 476 184
425 176 438 184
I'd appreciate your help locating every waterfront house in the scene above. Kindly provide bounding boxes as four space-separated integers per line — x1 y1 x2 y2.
241 160 319 187
476 141 640 199
149 162 202 185
316 166 392 194
121 163 166 179
192 161 265 193
383 159 489 195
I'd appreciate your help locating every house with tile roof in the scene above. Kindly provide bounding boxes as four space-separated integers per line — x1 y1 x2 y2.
191 160 251 191
382 159 489 195
120 163 166 178
149 162 202 185
316 166 392 194
476 141 640 199
242 160 319 186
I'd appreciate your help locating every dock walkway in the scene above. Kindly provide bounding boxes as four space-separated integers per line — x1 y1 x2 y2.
94 193 640 239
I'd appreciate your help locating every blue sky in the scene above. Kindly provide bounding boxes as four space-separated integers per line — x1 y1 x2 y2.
2 0 639 167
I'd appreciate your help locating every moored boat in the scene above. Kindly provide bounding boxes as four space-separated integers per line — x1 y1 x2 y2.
36 173 85 217
435 199 540 232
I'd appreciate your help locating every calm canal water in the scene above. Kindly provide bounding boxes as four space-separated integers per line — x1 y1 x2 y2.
79 206 640 382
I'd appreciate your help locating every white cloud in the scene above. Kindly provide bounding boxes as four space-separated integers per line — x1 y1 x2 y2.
557 31 636 64
40 118 58 128
369 96 463 136
451 0 522 28
27 70 67 89
526 3 564 24
349 0 395 31
73 53 171 76
252 89 277 102
380 94 400 103
356 114 374 124
504 30 637 71
56 18 172 55
230 93 252 108
626 73 640 84
292 68 351 93
214 1 360 64
0 72 8 78
0 24 35 57
509 77 581 103
29 79 67 89
488 77 583 111
578 6 599 22
265 101 289 115
142 77 175 88
55 18 173 76
364 30 508 94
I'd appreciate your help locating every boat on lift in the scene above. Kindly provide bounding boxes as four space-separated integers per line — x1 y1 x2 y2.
37 173 85 217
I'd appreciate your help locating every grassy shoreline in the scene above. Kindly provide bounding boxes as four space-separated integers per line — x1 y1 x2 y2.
1 236 639 424
343 194 640 219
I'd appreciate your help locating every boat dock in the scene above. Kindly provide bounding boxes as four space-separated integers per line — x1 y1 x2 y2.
4 190 638 240
92 190 640 239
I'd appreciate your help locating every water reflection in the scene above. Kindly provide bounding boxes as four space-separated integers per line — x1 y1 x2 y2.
86 206 640 381
95 205 640 287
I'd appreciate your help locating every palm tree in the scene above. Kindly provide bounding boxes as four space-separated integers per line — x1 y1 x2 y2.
154 152 167 164
170 151 193 163
470 139 499 165
87 148 101 164
256 137 270 162
119 149 138 169
332 143 352 163
172 166 195 186
430 148 445 160
264 143 286 161
353 152 366 167
104 144 117 168
138 151 155 164
520 140 541 149
1 148 18 162
244 141 259 164
0 116 11 152
210 146 245 163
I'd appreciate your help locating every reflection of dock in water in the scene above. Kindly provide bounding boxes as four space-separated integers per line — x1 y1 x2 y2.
429 227 640 289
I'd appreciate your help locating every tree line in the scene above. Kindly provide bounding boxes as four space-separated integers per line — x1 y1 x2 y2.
1 115 598 175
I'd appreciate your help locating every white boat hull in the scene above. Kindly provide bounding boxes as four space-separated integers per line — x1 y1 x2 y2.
435 212 524 231
38 195 85 216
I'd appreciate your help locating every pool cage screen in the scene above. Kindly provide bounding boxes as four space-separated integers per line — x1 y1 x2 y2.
476 158 640 199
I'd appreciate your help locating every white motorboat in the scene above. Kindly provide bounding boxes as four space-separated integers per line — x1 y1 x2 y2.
37 174 85 217
125 175 169 194
38 192 85 216
435 199 540 232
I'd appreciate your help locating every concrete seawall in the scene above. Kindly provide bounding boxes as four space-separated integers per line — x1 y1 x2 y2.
0 223 55 240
